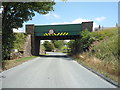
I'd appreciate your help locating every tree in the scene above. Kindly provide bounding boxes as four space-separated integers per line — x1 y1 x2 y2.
68 30 94 54
2 2 55 59
67 40 74 49
98 25 101 29
51 40 65 50
43 41 55 51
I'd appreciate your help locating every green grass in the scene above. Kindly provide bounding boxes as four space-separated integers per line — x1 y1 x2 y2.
90 27 119 62
16 56 37 62
91 27 118 40
91 35 118 62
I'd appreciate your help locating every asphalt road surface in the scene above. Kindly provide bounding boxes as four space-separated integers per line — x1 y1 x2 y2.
2 52 116 88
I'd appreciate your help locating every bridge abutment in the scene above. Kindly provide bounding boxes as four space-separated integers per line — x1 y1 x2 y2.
31 35 40 56
82 21 93 32
26 24 40 56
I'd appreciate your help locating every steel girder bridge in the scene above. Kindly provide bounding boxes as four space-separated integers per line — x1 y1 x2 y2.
26 21 93 56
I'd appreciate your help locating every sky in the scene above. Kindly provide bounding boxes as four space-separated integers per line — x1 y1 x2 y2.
11 2 118 32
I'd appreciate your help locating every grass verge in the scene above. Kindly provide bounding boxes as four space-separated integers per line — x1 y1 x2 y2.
72 53 119 84
2 56 38 71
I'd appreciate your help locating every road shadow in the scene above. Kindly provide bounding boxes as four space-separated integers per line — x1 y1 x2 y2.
39 54 73 61
39 55 68 58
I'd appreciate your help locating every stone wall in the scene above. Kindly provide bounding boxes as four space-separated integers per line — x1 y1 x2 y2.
23 35 32 57
82 21 93 32
26 24 34 34
25 24 40 56
31 35 40 56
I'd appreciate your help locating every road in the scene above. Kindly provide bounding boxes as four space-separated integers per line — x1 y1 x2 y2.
2 52 116 88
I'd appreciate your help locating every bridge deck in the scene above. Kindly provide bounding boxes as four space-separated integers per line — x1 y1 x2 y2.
35 35 81 40
34 24 82 36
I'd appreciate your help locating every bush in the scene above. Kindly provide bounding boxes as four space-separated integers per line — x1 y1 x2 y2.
2 33 27 60
12 33 27 51
51 40 65 50
43 41 55 51
40 44 46 54
68 30 94 54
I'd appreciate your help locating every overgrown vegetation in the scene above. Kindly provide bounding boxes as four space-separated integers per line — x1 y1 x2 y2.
89 28 118 62
2 33 28 60
43 40 67 52
68 29 94 54
51 40 65 50
43 41 55 51
68 27 119 83
12 33 27 51
40 44 46 55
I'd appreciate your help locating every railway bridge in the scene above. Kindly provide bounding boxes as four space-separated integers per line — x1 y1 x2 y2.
25 21 93 56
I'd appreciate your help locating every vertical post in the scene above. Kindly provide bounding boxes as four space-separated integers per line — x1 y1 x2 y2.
26 24 40 56
0 2 2 72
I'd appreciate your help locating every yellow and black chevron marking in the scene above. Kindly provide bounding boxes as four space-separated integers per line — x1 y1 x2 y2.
44 32 69 36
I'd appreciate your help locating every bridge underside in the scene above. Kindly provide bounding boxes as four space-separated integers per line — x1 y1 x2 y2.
31 35 81 56
36 35 81 40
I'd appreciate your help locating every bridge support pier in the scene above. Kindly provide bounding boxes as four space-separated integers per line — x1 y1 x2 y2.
31 36 40 56
26 24 40 56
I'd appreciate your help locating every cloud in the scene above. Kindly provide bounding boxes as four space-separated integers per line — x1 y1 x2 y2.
44 13 60 19
72 18 91 23
13 28 25 33
51 18 91 25
52 13 60 19
95 16 106 21
51 18 99 31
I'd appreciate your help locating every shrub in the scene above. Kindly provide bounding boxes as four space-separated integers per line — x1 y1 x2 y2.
12 33 27 51
68 29 94 54
43 41 55 51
